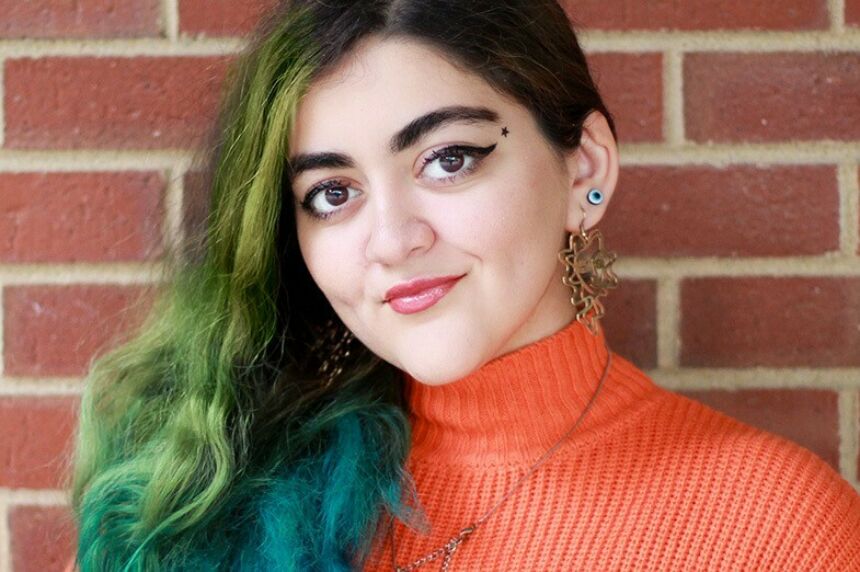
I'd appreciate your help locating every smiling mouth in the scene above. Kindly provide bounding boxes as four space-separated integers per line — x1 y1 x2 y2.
385 275 465 315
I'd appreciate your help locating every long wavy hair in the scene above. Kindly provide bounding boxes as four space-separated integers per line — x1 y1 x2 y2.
66 0 617 569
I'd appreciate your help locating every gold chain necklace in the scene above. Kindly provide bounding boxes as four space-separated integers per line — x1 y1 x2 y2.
388 329 612 572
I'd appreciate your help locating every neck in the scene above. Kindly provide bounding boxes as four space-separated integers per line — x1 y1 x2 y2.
401 318 624 465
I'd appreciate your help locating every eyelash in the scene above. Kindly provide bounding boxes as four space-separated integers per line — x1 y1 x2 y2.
299 143 497 220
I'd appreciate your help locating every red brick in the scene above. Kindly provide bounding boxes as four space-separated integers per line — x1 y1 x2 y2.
679 388 839 471
587 53 663 143
685 52 860 143
10 505 77 572
602 165 839 257
0 172 165 263
0 0 159 38
563 0 828 31
0 397 79 488
182 170 210 240
3 284 151 376
601 279 658 369
179 0 276 37
5 56 232 150
848 0 860 26
680 277 860 367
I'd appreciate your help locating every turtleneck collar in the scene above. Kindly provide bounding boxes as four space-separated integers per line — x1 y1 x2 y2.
401 318 658 465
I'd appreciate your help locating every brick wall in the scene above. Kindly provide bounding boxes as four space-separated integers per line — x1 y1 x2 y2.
0 1 858 569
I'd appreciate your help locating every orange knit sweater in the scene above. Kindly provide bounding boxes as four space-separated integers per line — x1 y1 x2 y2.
63 319 860 571
361 318 860 571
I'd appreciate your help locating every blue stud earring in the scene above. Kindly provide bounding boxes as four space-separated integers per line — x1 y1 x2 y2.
557 186 619 335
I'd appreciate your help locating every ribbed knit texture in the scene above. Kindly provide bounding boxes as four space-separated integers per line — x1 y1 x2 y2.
363 318 860 571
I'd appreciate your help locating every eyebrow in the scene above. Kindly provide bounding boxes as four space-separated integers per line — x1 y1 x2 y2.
287 105 500 179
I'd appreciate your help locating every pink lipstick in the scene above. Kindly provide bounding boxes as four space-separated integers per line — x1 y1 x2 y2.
385 274 465 315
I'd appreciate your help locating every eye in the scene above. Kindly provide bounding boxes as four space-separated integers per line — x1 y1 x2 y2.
300 178 362 220
420 143 497 183
298 143 497 221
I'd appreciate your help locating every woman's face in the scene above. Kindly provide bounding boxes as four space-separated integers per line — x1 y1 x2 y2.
289 36 612 386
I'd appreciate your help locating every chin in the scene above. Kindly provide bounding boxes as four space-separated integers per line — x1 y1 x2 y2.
399 350 486 386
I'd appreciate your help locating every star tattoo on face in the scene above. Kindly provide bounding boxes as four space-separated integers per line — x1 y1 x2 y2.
501 126 509 137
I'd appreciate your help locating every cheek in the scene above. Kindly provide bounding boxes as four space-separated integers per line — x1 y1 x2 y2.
298 227 364 305
458 167 565 279
297 225 335 292
454 173 550 253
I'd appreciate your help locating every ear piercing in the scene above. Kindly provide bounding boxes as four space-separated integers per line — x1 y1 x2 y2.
586 187 604 205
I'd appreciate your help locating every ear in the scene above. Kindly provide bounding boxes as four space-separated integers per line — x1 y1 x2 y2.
560 111 619 233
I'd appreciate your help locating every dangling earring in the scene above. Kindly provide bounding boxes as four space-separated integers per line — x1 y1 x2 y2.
313 317 356 387
557 187 620 336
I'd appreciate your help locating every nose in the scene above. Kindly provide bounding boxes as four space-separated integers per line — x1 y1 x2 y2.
364 188 435 266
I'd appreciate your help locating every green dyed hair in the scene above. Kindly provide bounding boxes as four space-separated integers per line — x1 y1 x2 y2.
66 0 616 569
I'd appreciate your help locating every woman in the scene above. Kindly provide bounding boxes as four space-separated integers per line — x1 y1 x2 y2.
65 0 860 570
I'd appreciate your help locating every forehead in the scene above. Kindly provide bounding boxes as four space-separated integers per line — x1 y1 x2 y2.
289 36 507 155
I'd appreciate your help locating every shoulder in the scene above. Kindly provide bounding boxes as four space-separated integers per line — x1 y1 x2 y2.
589 354 860 569
647 388 860 570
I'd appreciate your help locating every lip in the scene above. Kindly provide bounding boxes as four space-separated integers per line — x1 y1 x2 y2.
384 274 466 315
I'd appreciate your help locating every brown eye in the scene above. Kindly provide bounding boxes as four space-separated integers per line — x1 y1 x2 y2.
439 153 464 173
301 180 362 220
324 187 349 207
419 143 496 183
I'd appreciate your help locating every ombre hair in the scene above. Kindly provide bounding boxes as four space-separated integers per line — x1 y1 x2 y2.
66 1 617 569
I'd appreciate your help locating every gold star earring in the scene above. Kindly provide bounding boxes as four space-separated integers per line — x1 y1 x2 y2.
557 187 620 335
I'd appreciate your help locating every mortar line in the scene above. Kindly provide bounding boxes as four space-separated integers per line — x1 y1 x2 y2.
839 390 858 484
161 0 180 41
0 489 69 504
653 370 860 391
656 276 680 369
579 30 860 52
0 38 243 57
829 0 846 32
664 49 684 146
163 165 185 259
0 30 854 57
0 265 163 283
840 163 860 255
0 380 84 395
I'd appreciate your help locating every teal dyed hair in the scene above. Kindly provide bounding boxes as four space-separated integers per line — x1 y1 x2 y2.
66 0 616 569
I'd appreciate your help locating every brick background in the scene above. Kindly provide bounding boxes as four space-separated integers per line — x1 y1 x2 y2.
179 0 277 37
848 0 860 26
603 278 658 370
680 277 860 367
564 0 829 30
587 53 664 142
0 0 161 39
678 388 840 470
3 284 151 376
0 397 79 489
1 1 859 570
0 172 165 262
5 56 232 149
9 505 76 572
602 165 840 257
684 52 860 143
